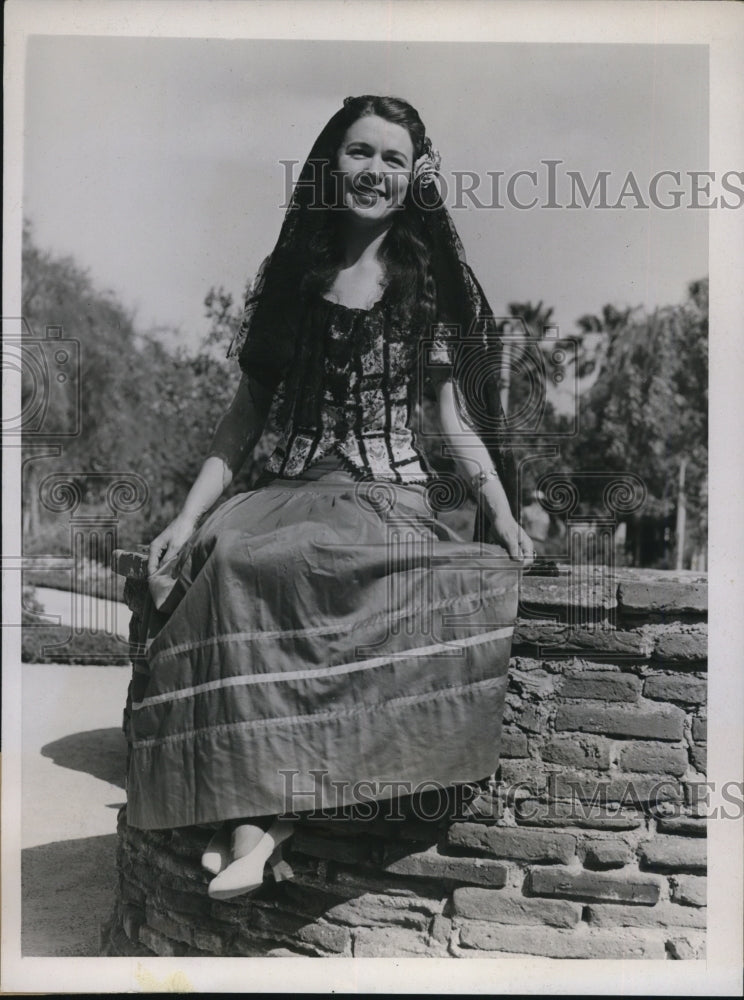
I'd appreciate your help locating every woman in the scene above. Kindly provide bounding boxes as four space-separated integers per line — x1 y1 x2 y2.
134 95 534 901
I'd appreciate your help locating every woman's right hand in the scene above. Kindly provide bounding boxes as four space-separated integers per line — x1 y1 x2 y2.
147 512 198 577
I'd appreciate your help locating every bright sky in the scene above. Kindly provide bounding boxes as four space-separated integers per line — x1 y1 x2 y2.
24 37 708 351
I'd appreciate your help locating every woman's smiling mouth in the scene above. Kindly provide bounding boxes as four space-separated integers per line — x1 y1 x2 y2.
354 190 381 204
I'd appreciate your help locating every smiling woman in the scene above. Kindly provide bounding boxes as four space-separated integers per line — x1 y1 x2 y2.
131 94 532 902
338 115 413 215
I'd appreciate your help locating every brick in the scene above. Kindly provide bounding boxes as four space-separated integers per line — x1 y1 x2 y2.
657 815 707 837
584 902 706 928
457 921 666 958
666 931 706 959
452 888 581 928
329 864 444 900
447 824 577 864
397 818 448 843
638 835 707 873
643 675 707 704
138 924 192 958
246 901 355 953
669 875 707 907
277 881 367 918
503 700 544 733
145 903 194 948
691 716 707 742
500 729 530 758
548 771 683 806
542 736 611 770
617 580 707 616
498 758 552 794
157 884 212 918
653 632 707 663
582 841 632 870
500 764 678 809
460 791 505 824
527 867 661 905
513 623 652 658
191 927 227 955
248 902 324 938
554 704 684 741
144 843 205 882
618 742 688 777
353 926 434 957
689 743 707 774
430 914 452 945
169 827 208 857
297 922 351 955
322 896 431 931
384 847 508 888
120 876 146 907
300 814 437 842
508 668 556 701
234 932 287 957
684 781 713 811
519 575 616 615
290 829 377 864
515 799 643 830
560 671 641 702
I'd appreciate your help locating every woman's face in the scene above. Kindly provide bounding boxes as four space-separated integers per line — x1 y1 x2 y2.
335 114 415 225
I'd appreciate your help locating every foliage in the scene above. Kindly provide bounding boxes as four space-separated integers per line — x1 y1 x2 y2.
565 279 708 564
21 222 241 547
21 587 129 665
23 562 125 602
21 614 131 665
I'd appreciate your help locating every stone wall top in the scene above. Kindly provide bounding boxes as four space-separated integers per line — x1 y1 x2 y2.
112 549 708 617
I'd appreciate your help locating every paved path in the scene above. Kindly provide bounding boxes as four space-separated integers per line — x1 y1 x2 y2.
32 587 130 639
21 662 131 956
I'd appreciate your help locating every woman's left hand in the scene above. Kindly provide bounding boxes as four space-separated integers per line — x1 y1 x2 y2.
490 514 536 566
480 488 536 566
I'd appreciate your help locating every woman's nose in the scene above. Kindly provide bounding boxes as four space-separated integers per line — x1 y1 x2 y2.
370 153 386 176
359 162 386 189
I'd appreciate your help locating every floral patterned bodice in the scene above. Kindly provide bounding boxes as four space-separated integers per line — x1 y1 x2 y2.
237 291 454 483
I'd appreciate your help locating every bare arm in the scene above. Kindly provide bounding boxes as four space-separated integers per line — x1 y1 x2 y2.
435 378 534 564
148 374 274 574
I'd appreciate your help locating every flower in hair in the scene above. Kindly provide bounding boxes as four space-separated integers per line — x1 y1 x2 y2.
413 138 442 188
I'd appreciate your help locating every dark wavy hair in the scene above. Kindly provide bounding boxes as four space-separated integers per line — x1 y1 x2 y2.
259 95 440 343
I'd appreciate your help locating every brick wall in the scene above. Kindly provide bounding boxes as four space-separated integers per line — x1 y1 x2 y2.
103 556 707 959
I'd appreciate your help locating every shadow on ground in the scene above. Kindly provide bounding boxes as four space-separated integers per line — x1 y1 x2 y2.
41 727 128 789
22 834 118 956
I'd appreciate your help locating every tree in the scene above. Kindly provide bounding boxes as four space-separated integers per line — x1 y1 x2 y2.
567 279 708 567
21 220 150 545
20 223 241 551
506 300 555 339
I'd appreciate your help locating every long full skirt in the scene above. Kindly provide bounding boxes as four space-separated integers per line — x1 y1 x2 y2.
126 458 519 829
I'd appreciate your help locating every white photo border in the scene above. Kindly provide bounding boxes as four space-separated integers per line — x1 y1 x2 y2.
3 0 743 994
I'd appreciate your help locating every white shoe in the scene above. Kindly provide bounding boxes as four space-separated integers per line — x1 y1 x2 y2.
201 826 231 875
207 819 295 901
